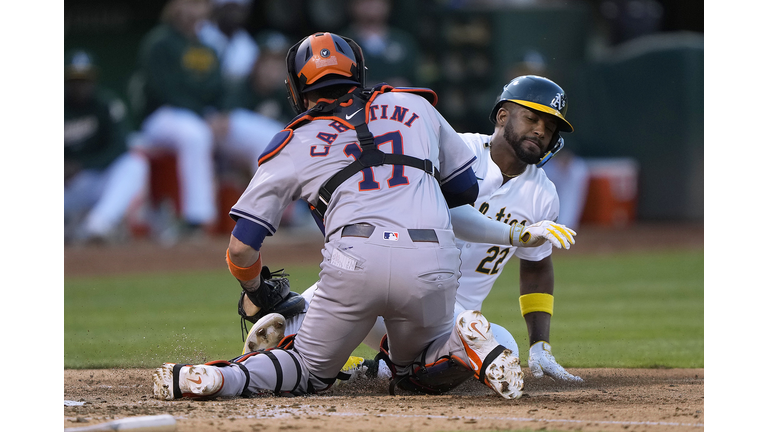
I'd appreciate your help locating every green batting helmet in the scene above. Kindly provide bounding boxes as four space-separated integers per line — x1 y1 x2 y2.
490 75 573 133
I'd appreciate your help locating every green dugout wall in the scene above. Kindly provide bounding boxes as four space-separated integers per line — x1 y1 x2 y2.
65 2 703 221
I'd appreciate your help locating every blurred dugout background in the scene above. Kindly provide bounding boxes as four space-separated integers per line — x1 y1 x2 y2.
64 0 704 232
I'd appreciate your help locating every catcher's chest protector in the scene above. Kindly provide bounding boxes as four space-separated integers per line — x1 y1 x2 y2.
285 85 442 219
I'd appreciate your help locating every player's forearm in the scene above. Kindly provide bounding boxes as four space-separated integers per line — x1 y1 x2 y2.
450 204 511 244
227 234 262 291
519 256 554 295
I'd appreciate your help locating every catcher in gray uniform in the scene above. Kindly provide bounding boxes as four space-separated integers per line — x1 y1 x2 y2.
153 32 525 399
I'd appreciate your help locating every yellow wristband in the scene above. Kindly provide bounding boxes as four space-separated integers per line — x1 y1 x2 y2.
519 293 554 317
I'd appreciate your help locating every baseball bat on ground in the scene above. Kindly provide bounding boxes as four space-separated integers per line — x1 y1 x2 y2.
64 414 176 431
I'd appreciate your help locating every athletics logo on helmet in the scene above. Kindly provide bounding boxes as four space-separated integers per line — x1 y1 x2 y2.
550 92 567 111
285 32 366 114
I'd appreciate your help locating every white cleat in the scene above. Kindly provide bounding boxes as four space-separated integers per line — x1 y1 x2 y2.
152 363 224 400
456 310 524 399
242 312 286 354
528 341 583 382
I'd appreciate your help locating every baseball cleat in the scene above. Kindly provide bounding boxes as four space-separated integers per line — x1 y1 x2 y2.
456 310 524 399
242 312 286 354
528 341 583 382
152 363 224 400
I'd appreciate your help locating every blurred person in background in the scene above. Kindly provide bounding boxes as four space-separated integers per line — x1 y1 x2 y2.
343 0 421 87
599 0 664 45
206 30 315 229
241 30 299 125
133 0 223 237
198 0 259 86
64 49 149 245
541 143 589 230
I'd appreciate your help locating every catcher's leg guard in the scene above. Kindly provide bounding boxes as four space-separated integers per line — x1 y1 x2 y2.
395 356 475 395
376 335 474 395
230 347 307 396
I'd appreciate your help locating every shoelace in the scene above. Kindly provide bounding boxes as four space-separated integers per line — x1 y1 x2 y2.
241 316 249 343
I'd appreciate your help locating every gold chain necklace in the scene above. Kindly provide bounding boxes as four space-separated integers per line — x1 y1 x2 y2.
500 170 521 179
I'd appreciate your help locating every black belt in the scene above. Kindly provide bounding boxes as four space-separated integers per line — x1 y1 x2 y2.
341 223 439 243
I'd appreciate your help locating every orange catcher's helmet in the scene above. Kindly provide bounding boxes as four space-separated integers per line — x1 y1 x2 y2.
285 32 366 113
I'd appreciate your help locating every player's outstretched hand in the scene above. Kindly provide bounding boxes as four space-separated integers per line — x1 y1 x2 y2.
510 221 576 249
528 341 583 382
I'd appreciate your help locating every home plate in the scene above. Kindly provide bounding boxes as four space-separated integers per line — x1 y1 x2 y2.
64 414 176 431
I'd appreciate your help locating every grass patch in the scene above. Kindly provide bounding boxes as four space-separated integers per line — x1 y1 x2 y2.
65 250 702 369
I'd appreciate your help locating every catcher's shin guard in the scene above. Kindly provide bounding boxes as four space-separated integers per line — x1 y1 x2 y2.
230 345 307 396
376 335 474 395
395 356 475 395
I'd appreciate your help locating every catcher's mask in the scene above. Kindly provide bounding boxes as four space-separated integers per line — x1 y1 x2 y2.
285 32 366 114
490 75 574 167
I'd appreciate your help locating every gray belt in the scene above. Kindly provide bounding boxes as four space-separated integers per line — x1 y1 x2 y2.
341 223 439 243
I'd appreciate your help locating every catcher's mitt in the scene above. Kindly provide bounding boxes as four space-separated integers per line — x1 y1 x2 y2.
238 266 306 340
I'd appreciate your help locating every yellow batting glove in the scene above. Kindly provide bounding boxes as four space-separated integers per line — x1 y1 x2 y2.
509 221 576 249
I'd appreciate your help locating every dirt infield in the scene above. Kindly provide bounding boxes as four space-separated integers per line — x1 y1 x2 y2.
64 222 704 431
64 368 703 431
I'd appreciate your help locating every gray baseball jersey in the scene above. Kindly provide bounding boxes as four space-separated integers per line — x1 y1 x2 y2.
232 91 474 239
229 90 479 392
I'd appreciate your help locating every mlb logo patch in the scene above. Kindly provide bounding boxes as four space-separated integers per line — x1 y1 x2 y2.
383 231 399 241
